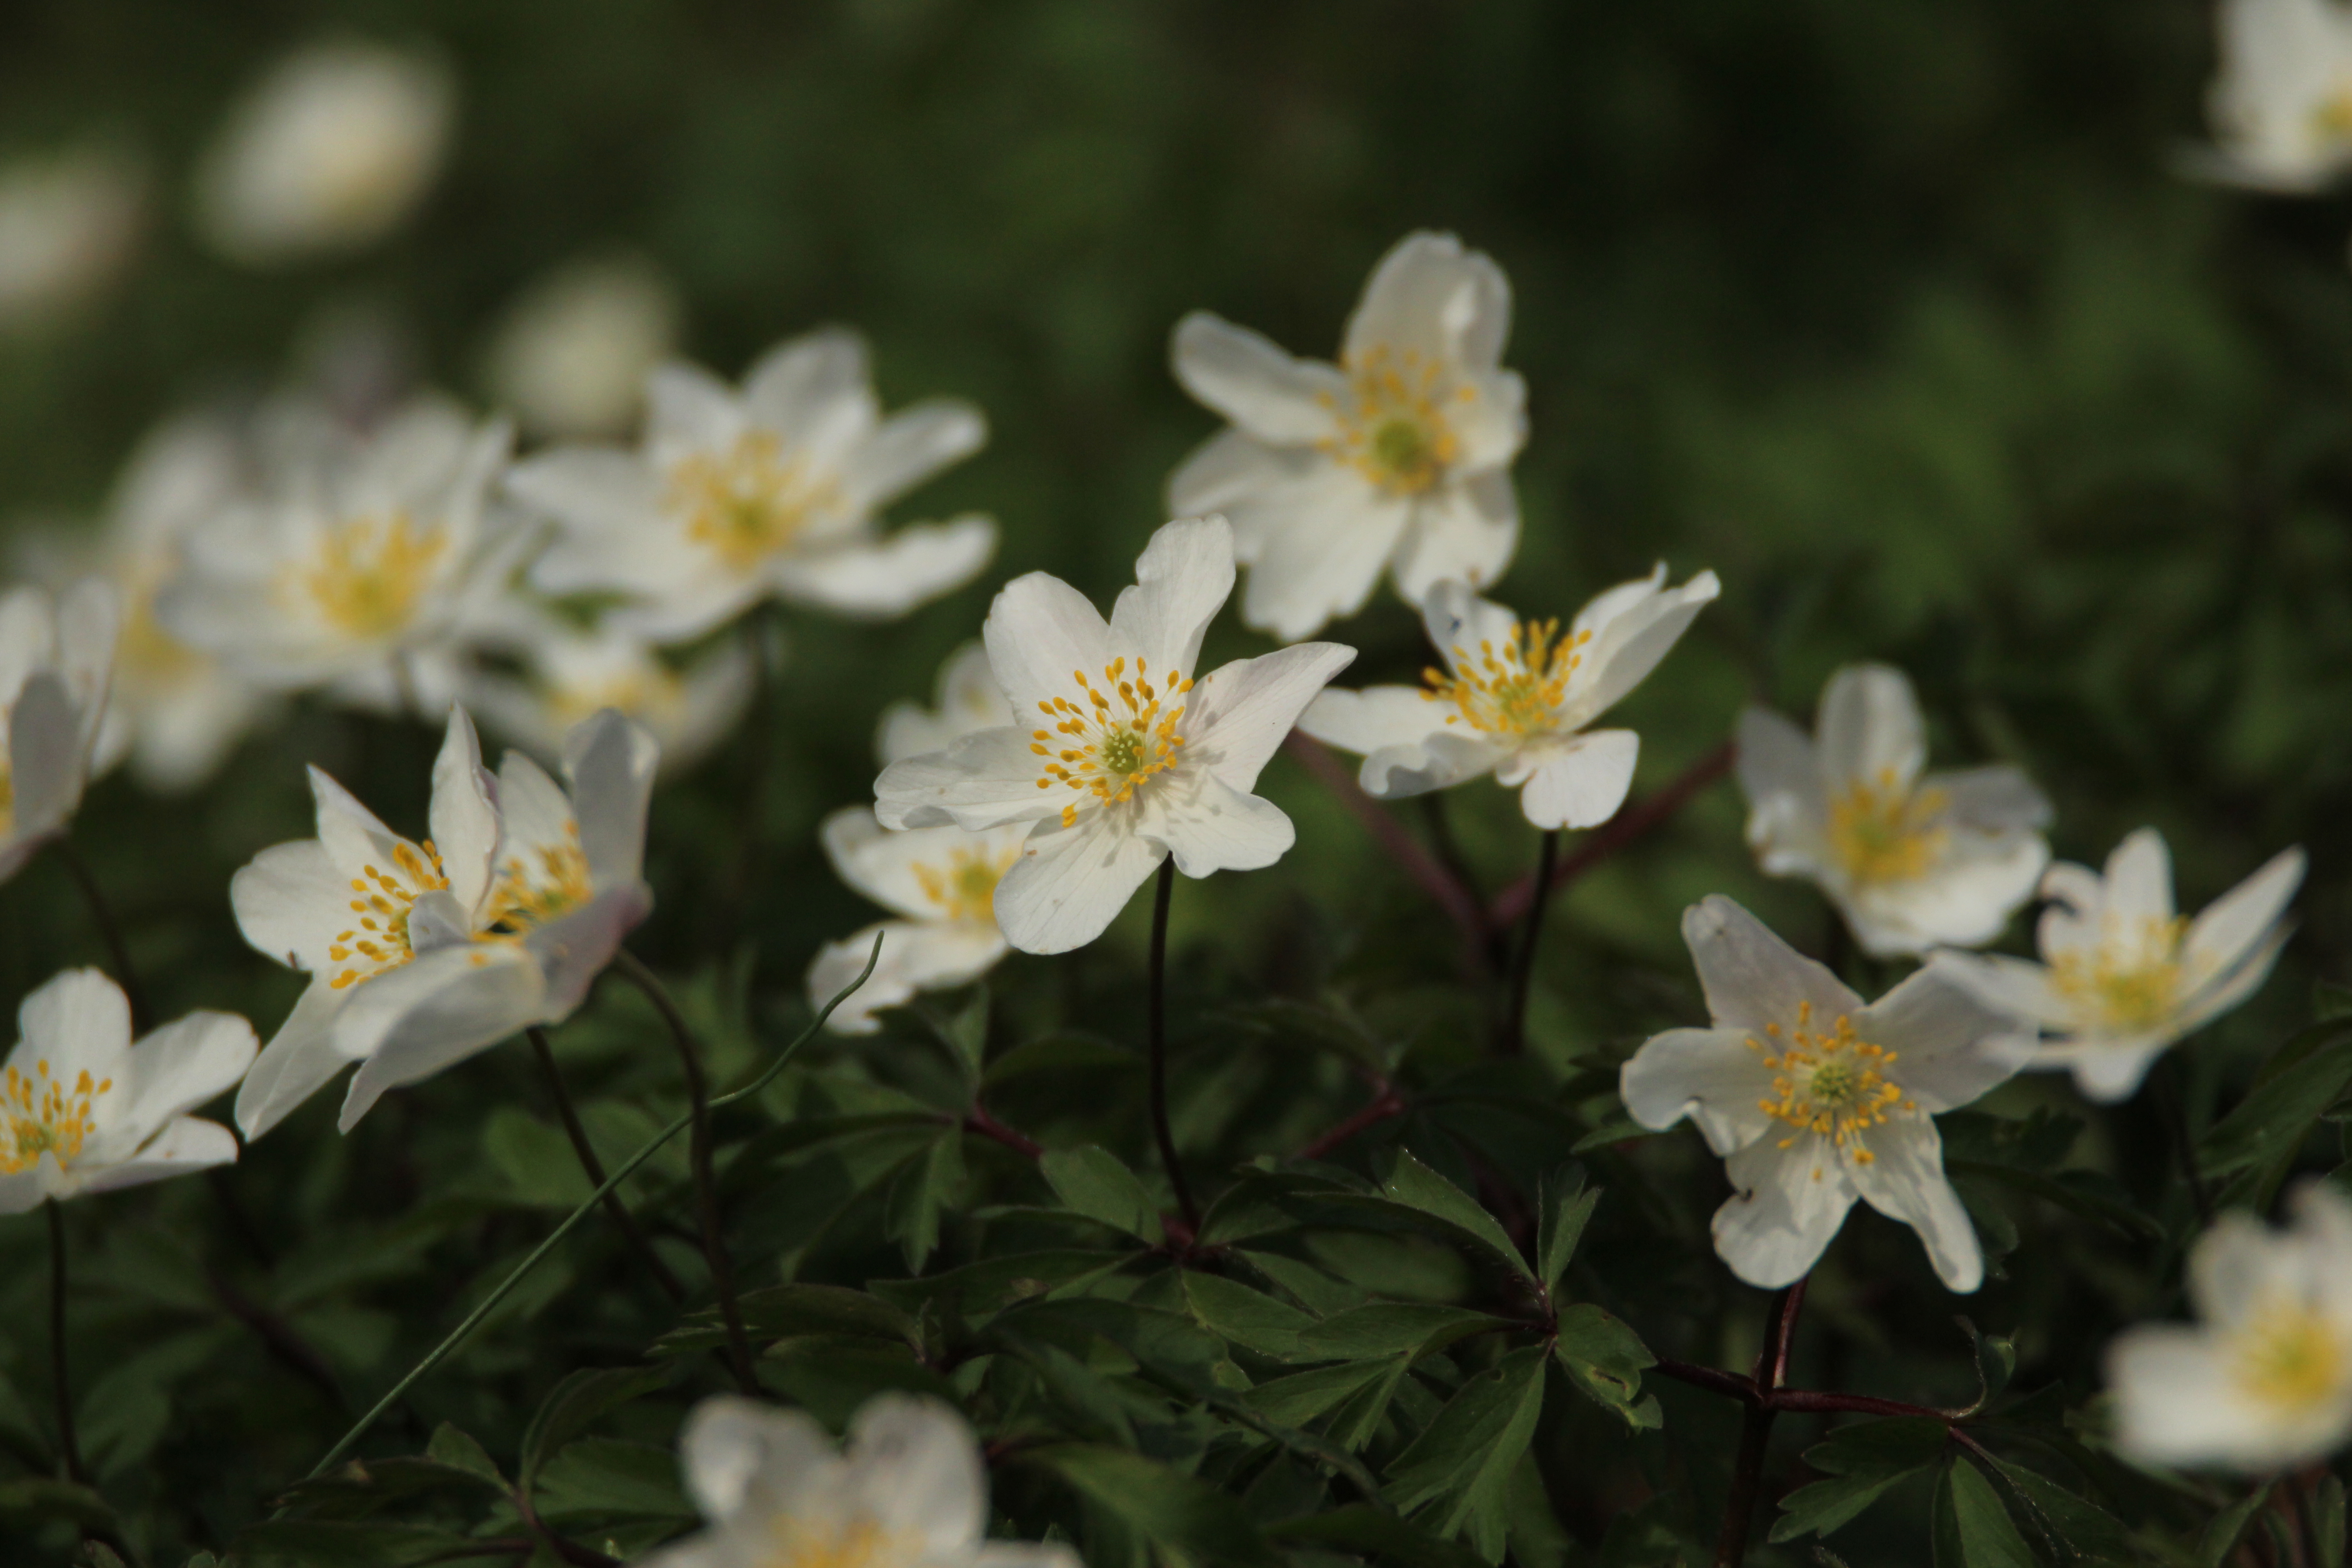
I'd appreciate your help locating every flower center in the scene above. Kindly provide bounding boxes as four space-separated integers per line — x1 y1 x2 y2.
0 1059 112 1174
913 842 1019 923
0 751 14 841
2313 82 2352 149
484 827 593 938
1826 769 1948 885
761 1516 914 1568
120 576 201 683
2050 917 2185 1034
1750 1001 1914 1166
1318 346 1469 495
293 512 449 640
328 839 451 989
668 431 842 572
1030 655 1192 829
548 667 681 732
2232 1303 2347 1416
1422 620 1591 738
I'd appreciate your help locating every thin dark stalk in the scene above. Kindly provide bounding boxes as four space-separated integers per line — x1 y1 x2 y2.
1296 1083 1408 1162
208 1269 349 1413
1713 1282 1807 1568
1499 828 1559 1056
964 1105 1043 1161
1284 733 1491 975
2286 1474 2319 1568
1488 740 1736 926
1146 859 1199 1232
528 1027 685 1303
612 951 756 1394
52 839 150 1032
48 1201 85 1485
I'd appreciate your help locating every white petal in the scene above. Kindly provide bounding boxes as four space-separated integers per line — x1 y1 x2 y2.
505 448 664 550
1150 772 1295 877
564 707 659 887
1852 966 2027 1114
1342 231 1514 372
677 1395 837 1525
647 362 749 452
1618 1026 1776 1155
1418 578 1524 676
1388 471 1519 609
1165 429 1312 522
69 1116 241 1199
335 946 549 1130
875 642 1012 766
1232 462 1411 642
2184 845 2306 984
526 883 651 1019
1933 766 2054 833
1170 314 1347 446
231 839 348 973
1105 516 1235 681
873 727 1061 833
9 671 87 843
1816 663 1925 792
2108 1327 2303 1474
2067 1044 2171 1103
1847 1117 1982 1292
808 920 1009 1035
235 980 353 1139
974 1547 1086 1568
2100 828 2176 926
1515 729 1640 830
1297 686 1449 759
1181 642 1355 792
1444 369 1529 475
822 807 930 919
1681 895 1864 1034
16 968 131 1082
1842 830 2048 957
1925 951 2067 1032
1711 1137 1856 1290
100 1011 257 1146
991 809 1165 955
1562 570 1720 727
982 571 1113 714
839 400 984 512
740 329 875 451
845 1395 987 1556
429 707 501 915
774 515 997 620
1735 706 1826 862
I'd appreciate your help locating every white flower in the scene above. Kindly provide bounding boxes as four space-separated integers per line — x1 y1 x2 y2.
231 706 657 1138
0 580 118 885
1167 231 1526 641
1736 663 2051 959
510 328 994 643
486 255 681 440
158 397 523 710
2109 1183 2352 1474
1935 830 2306 1102
16 415 270 792
807 811 1029 1035
876 642 1012 766
2192 0 2352 192
1620 896 2028 1292
1298 566 1718 830
0 969 255 1212
0 146 143 329
874 517 1353 955
640 1394 1078 1568
467 617 753 777
195 40 454 265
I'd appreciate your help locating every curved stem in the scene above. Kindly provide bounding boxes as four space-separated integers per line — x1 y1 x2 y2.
1284 733 1491 975
964 1105 1043 1161
528 1026 685 1303
1488 740 1735 927
611 950 756 1394
1295 1084 1407 1162
52 839 150 1033
48 1201 85 1485
1713 1281 1807 1568
299 936 882 1482
1499 829 1558 1056
1147 859 1199 1231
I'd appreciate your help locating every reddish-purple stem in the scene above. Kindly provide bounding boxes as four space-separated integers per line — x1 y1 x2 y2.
1295 1085 1408 1162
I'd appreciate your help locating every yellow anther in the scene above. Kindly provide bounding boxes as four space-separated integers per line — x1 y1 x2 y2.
1 1057 114 1174
1422 621 1589 738
912 843 1020 923
1748 1011 1910 1163
287 511 449 639
1318 344 1462 495
1827 768 1949 885
667 430 842 571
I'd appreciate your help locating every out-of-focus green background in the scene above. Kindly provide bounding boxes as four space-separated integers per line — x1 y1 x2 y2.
2 2 2349 1560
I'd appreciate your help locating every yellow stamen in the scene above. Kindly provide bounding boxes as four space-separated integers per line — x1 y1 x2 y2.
668 430 842 571
1421 620 1589 738
760 1514 915 1568
1030 655 1191 828
1827 767 1949 885
483 823 593 938
1748 1000 1914 1164
289 512 450 639
2050 914 2186 1034
912 842 1020 922
328 838 451 990
2233 1302 2347 1416
1 1060 114 1175
1314 344 1465 495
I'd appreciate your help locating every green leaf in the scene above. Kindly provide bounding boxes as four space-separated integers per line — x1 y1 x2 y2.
1771 1417 1950 1543
1239 1249 1368 1315
1942 1161 2164 1244
1571 1118 1664 1155
1372 1150 1536 1284
979 1031 1136 1089
884 1127 966 1272
2318 981 2352 1023
0 1479 119 1532
423 1423 505 1490
1956 1318 2017 1415
1039 1144 1165 1244
1980 1453 2135 1564
1242 1359 1401 1427
230 1521 481 1567
2316 1475 2346 1568
1029 1443 1276 1565
1182 1269 1317 1360
1933 1457 2037 1568
657 1283 921 1357
2199 1020 2352 1202
2197 1483 2274 1568
518 1364 670 1489
916 985 990 1083
1266 1504 1489 1567
1536 1165 1598 1298
532 1436 696 1524
1551 1304 1660 1429
1384 1343 1549 1562
867 1248 1136 1321
1294 1303 1510 1363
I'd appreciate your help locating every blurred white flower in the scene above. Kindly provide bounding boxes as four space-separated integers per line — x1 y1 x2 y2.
509 328 994 643
0 146 143 329
1621 896 2028 1292
0 969 255 1212
642 1393 1079 1568
158 397 524 713
876 642 1011 766
875 517 1352 955
0 580 118 886
195 40 454 265
2193 0 2352 192
487 255 681 441
16 416 270 792
1167 231 1527 641
1301 565 1717 830
2109 1182 2352 1474
467 617 752 776
1737 663 2051 959
232 706 656 1138
1936 829 2306 1102
806 810 1029 1035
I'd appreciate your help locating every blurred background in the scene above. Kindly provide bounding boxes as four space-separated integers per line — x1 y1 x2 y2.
2 1 2350 1556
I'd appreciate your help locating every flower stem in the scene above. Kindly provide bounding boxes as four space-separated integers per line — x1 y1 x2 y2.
1294 1082 1408 1162
51 838 151 1033
1147 858 1199 1232
1284 732 1491 975
1713 1280 1807 1568
611 949 757 1394
48 1200 86 1486
527 1025 685 1303
1499 828 1559 1056
1487 739 1735 927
